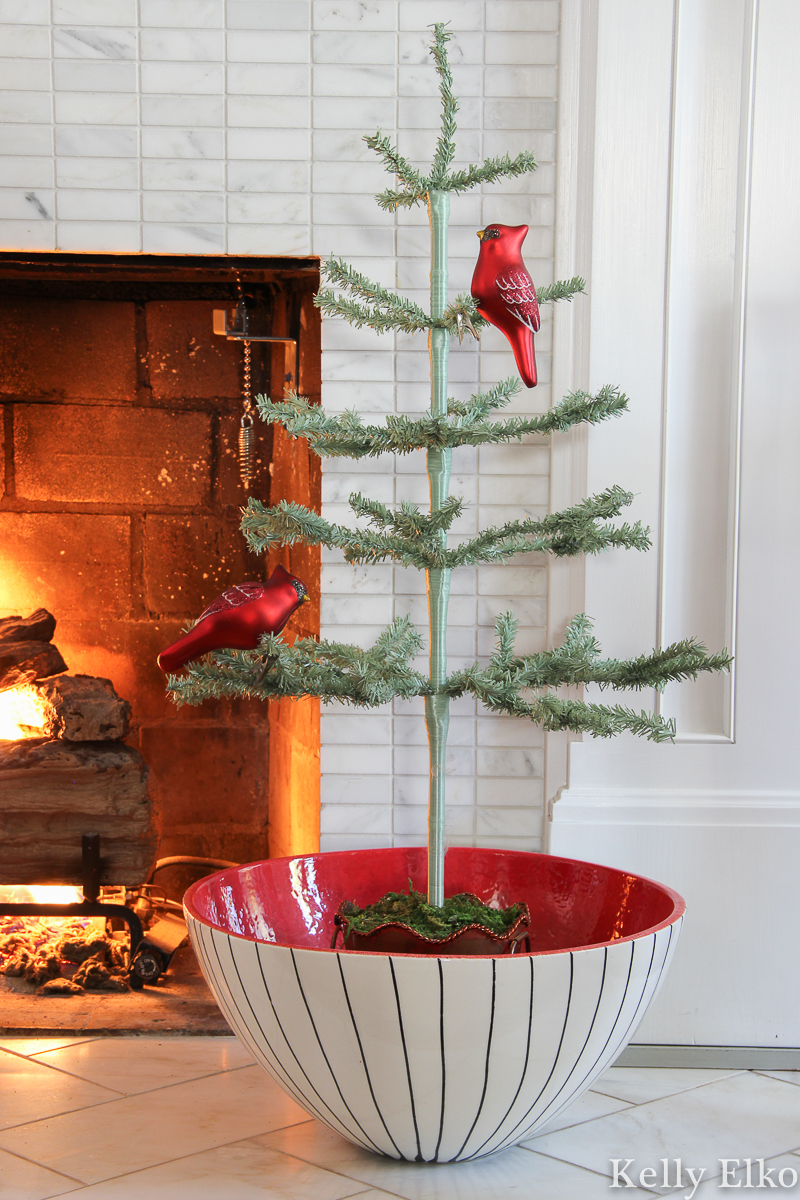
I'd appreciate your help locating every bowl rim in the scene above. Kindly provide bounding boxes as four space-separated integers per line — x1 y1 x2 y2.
183 846 686 959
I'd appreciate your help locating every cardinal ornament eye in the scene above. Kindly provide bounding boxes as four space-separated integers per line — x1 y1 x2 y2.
470 222 540 388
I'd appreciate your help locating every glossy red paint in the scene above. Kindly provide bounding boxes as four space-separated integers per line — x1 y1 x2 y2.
184 847 685 956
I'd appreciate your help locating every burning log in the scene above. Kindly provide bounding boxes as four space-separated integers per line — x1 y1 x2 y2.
35 675 131 742
0 642 67 694
0 914 131 995
0 608 66 694
0 739 160 886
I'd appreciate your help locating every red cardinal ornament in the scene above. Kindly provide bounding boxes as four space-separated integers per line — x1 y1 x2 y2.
157 565 307 673
470 223 540 388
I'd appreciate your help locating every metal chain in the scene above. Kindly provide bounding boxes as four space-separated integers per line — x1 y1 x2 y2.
235 270 255 490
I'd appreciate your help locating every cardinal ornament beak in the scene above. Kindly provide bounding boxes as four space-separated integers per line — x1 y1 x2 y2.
477 229 484 239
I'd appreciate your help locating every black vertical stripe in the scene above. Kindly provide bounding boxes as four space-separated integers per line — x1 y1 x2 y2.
469 956 536 1160
480 951 575 1158
252 941 376 1152
522 946 609 1135
614 924 674 1060
492 934 641 1154
336 954 405 1160
290 949 384 1155
454 959 497 1160
433 958 447 1162
389 957 423 1162
222 932 326 1119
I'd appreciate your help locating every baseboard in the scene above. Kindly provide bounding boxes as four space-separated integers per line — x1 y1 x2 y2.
616 1044 800 1070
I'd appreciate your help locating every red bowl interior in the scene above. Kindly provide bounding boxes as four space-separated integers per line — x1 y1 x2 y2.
184 847 684 955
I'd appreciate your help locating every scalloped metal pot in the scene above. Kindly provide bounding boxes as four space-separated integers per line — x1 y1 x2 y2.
183 847 684 1163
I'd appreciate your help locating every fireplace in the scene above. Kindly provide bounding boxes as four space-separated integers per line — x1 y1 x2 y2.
0 251 322 1028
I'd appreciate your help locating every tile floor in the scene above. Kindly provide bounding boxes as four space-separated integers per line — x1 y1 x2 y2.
0 1036 798 1198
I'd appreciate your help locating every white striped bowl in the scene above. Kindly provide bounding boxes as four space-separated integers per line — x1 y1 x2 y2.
184 846 684 1162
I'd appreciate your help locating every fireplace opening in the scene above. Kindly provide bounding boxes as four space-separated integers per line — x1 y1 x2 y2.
0 251 322 1032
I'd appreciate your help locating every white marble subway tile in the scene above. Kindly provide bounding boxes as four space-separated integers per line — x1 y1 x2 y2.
56 187 138 220
0 90 51 123
488 0 560 30
311 130 381 164
228 0 310 29
142 190 223 222
395 804 475 837
311 192 391 227
141 95 222 126
56 156 138 187
55 92 138 125
53 0 136 24
394 775 476 807
311 160 386 193
0 188 52 219
478 565 547 596
139 28 223 60
226 62 309 96
55 125 137 156
322 471 392 503
0 0 50 21
226 29 309 63
0 218 53 249
399 0 482 28
312 64 396 97
485 63 558 99
227 191 309 224
227 127 311 160
395 744 474 778
53 26 137 60
141 222 224 251
321 318 392 350
140 60 224 93
321 714 392 744
321 595 394 625
2 25 51 56
322 805 396 838
399 30 482 66
53 59 136 90
56 220 139 250
320 380 394 412
321 743 392 775
479 443 550 474
321 774 392 805
227 94 311 129
478 777 544 808
313 0 397 30
0 57 51 89
318 623 388 649
139 0 222 28
0 156 54 187
487 30 559 65
485 97 558 131
313 31 395 64
227 160 309 192
311 95 393 130
321 564 394 594
477 717 544 748
479 596 547 630
227 224 311 254
476 834 542 851
321 355 394 387
477 747 543 780
398 96 480 131
140 126 223 158
142 157 224 190
320 832 393 851
486 129 556 165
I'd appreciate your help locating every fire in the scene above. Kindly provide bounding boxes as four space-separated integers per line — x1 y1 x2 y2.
0 884 82 906
0 684 46 740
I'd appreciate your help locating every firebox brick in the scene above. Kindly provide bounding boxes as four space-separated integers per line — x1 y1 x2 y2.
139 724 268 832
0 298 136 401
143 513 257 617
0 513 131 619
145 301 244 404
14 404 211 506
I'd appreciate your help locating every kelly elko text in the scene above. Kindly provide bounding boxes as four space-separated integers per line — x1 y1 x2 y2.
611 1158 800 1196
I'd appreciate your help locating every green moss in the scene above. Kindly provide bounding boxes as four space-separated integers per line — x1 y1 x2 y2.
340 882 526 941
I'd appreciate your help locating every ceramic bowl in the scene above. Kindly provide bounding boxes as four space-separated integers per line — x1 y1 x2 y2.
184 846 684 1162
